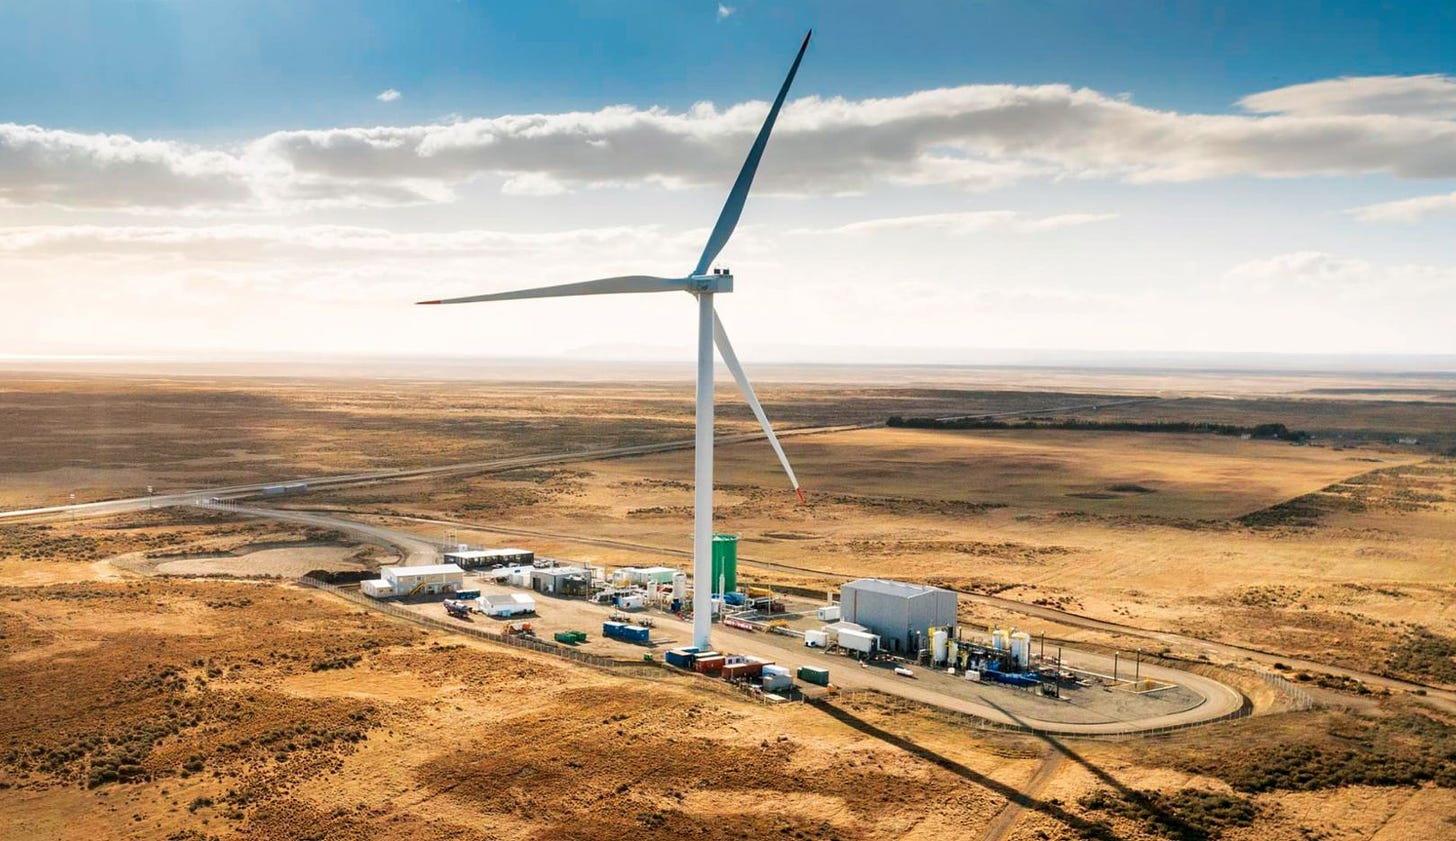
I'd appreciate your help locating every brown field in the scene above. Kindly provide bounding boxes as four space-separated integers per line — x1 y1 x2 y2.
2 365 1455 839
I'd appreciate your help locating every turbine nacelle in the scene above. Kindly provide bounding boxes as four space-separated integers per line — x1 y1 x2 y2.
689 270 734 294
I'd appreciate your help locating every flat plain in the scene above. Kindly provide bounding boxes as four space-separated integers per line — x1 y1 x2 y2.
2 364 1454 840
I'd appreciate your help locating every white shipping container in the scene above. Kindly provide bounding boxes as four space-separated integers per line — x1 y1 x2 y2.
838 628 879 654
815 604 841 621
804 629 829 648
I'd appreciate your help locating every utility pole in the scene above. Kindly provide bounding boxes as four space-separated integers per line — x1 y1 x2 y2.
1135 648 1142 684
1113 651 1119 685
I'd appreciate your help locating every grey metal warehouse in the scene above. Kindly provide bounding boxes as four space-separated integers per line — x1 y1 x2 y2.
839 578 957 655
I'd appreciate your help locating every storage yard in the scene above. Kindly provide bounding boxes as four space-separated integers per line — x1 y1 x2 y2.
370 554 1224 728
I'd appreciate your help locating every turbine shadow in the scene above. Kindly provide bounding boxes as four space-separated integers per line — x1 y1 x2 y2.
808 697 1117 839
980 697 1212 841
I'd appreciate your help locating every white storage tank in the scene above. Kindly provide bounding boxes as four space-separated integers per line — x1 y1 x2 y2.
672 572 687 601
992 628 1009 651
804 629 829 648
1010 631 1032 668
931 629 948 665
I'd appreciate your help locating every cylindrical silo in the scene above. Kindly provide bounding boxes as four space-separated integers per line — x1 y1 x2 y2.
932 628 948 665
992 628 1009 651
711 534 738 594
1011 631 1032 668
672 571 687 601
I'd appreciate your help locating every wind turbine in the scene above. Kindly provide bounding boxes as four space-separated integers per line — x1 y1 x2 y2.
418 31 812 649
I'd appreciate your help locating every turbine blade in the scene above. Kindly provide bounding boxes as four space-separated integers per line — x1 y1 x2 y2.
417 275 689 305
713 308 803 499
691 30 812 277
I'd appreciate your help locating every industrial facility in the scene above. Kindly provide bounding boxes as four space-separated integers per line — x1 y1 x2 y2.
443 547 534 568
360 563 466 598
839 578 957 655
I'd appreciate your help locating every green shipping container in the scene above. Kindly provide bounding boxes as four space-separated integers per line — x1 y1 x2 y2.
554 632 579 645
712 533 738 594
797 665 830 686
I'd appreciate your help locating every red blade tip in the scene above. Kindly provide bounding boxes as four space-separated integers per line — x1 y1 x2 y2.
795 488 806 504
416 300 442 305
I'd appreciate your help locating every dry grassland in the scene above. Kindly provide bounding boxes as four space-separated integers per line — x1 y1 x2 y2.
3 370 1455 838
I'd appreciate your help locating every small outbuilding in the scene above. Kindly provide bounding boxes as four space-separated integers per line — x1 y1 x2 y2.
476 592 537 617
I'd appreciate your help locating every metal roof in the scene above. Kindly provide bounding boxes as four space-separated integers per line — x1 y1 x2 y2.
383 563 464 578
843 578 948 599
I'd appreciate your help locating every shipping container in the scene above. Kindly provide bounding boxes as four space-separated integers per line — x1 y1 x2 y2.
554 631 580 645
838 628 879 654
797 665 830 686
804 629 829 648
722 660 766 679
664 648 696 669
815 604 841 622
694 655 726 675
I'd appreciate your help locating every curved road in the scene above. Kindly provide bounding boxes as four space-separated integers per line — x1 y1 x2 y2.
333 510 1456 711
208 504 1243 734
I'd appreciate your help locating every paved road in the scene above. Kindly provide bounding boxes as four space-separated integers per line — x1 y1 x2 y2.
0 395 1159 525
0 422 870 523
202 503 440 566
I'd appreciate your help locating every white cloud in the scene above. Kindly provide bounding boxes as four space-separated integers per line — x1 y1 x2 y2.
6 75 1456 211
1239 74 1456 119
717 3 734 20
0 123 249 209
809 210 1117 236
1224 251 1456 296
0 222 684 261
376 88 402 103
1348 190 1456 222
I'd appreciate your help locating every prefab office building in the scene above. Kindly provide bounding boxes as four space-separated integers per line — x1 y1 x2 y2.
840 578 957 655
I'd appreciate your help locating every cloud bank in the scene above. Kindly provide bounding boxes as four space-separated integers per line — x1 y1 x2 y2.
4 75 1456 211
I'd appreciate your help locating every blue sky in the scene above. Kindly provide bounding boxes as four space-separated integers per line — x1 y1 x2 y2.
5 1 1454 134
1 1 1454 361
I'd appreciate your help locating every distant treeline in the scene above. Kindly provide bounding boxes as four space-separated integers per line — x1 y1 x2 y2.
887 415 1312 442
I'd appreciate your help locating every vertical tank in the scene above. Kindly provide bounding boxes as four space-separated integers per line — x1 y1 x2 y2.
672 571 687 601
1010 631 1032 668
711 533 738 594
948 639 959 669
992 628 1009 651
931 628 948 665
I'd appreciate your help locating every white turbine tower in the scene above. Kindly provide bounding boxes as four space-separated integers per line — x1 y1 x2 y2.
418 31 812 649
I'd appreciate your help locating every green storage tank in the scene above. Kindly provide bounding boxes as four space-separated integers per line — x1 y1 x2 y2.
711 533 738 594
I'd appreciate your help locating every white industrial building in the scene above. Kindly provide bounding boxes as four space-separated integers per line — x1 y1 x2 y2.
840 578 957 655
443 548 534 568
614 566 677 586
476 592 537 617
360 563 466 599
